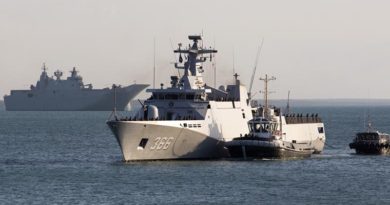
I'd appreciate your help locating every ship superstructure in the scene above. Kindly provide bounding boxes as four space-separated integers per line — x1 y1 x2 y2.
107 35 254 161
4 65 148 111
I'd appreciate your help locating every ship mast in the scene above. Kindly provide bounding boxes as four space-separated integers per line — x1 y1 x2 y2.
40 63 49 81
367 111 372 132
173 35 217 89
286 90 291 114
260 74 276 118
114 84 117 115
153 38 156 89
42 63 47 72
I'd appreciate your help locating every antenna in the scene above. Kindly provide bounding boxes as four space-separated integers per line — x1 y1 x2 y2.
107 84 119 121
366 89 372 132
201 30 204 48
279 111 283 140
363 109 366 131
113 84 117 117
367 108 372 132
259 74 276 118
232 47 235 75
153 38 156 89
42 63 47 72
213 56 217 88
169 38 181 78
54 70 63 80
248 38 264 100
213 38 217 88
286 90 291 114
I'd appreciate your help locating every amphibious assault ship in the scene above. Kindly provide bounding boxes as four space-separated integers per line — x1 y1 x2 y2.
4 65 148 111
107 35 254 161
225 75 326 159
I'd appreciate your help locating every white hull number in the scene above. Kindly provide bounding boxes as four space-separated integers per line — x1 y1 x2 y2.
150 137 175 150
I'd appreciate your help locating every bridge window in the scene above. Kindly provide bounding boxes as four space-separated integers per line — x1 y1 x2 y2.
249 123 262 133
186 94 194 100
250 122 277 133
179 94 185 99
166 94 178 100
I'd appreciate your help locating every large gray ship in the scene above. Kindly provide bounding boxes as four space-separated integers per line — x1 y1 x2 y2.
4 64 148 111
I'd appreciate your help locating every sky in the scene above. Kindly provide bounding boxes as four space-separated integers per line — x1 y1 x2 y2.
1 0 390 99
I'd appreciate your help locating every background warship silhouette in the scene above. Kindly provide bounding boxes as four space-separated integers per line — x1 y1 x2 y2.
4 64 148 111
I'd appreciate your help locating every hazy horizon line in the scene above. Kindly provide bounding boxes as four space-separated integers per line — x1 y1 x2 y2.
3 98 390 101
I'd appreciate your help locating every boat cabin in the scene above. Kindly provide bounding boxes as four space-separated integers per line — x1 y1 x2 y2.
355 132 390 142
247 117 280 139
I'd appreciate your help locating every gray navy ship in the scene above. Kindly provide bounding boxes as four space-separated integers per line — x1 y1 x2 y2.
4 64 148 111
107 35 255 161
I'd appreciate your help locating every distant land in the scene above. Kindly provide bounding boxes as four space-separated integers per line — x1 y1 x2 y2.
2 99 390 111
264 99 390 107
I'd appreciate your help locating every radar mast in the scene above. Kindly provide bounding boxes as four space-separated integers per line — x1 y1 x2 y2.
173 35 217 89
54 70 63 80
42 63 47 72
260 74 276 118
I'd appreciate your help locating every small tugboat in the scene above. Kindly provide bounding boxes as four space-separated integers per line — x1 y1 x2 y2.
225 115 315 159
225 75 325 159
349 122 390 155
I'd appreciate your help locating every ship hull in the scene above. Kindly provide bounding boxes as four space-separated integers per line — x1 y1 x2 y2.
226 140 313 159
107 120 228 161
349 142 390 155
4 84 148 111
312 137 325 154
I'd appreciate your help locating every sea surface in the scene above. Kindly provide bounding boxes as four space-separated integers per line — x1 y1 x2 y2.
1 107 390 204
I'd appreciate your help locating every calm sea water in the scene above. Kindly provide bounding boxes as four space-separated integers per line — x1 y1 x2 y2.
1 107 390 204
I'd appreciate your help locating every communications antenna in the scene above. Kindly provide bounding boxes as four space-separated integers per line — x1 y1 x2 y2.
286 90 291 114
259 74 276 118
153 38 156 89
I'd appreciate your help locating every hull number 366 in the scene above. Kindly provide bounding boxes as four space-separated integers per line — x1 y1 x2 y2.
150 137 175 150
